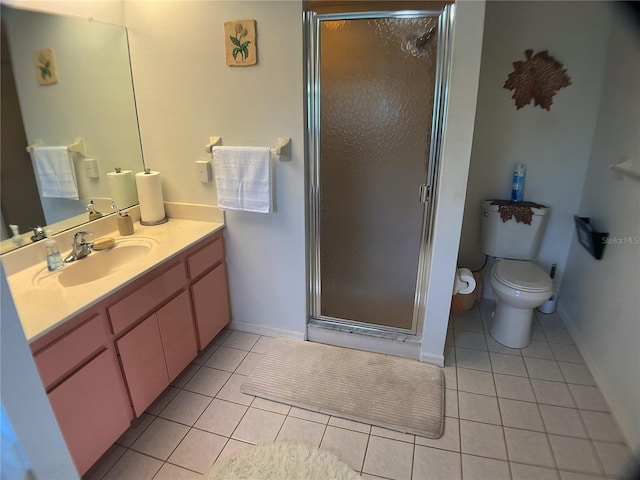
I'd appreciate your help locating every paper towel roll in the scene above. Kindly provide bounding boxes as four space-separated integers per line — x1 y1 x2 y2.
107 169 138 208
454 267 476 295
135 170 167 224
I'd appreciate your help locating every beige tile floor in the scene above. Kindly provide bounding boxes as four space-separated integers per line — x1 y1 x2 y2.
83 302 637 480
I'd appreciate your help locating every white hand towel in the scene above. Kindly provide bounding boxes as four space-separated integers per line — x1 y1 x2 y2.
31 146 79 199
212 146 272 213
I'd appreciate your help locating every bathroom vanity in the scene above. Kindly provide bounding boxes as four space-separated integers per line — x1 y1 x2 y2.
4 218 229 475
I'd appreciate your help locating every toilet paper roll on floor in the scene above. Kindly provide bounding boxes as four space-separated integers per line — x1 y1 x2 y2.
453 267 476 295
107 169 138 208
135 170 168 225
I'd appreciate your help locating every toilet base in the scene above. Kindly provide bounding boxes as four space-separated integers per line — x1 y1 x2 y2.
490 301 533 349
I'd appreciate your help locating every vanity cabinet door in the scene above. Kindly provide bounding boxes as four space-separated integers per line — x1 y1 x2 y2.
117 315 169 416
48 350 130 476
157 291 197 382
191 262 230 348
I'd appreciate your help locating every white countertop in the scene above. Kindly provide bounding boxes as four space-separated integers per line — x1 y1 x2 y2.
6 218 224 343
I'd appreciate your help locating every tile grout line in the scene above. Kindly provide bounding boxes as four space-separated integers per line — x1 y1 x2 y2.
485 335 514 474
454 340 464 480
359 426 373 477
154 332 257 476
200 334 265 473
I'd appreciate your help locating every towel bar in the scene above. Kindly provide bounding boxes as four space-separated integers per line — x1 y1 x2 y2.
67 138 86 156
25 140 42 153
610 158 640 181
206 136 291 160
271 137 291 160
26 138 86 156
204 136 222 153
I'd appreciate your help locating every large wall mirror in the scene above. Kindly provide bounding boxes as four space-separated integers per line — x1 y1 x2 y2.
0 5 144 253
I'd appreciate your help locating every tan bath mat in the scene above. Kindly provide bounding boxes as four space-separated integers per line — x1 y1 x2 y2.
241 338 444 438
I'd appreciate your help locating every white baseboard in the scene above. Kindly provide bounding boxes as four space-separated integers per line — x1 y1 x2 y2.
557 301 639 455
228 320 305 340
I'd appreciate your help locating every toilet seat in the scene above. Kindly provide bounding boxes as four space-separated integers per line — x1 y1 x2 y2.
493 260 552 292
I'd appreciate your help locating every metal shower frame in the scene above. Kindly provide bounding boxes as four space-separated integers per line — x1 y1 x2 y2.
305 5 455 336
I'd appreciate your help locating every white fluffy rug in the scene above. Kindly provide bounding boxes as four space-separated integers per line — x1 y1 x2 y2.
205 442 361 480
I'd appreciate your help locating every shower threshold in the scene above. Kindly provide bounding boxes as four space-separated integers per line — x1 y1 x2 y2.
307 318 422 360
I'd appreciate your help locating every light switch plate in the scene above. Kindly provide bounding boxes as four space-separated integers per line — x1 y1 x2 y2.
195 160 212 183
83 158 99 178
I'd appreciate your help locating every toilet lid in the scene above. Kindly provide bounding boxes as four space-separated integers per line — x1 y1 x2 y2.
494 260 552 292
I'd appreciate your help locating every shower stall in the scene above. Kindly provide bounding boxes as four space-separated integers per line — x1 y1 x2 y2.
306 5 454 336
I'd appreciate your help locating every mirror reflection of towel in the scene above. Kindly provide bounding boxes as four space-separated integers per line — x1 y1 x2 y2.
31 146 79 199
212 146 272 213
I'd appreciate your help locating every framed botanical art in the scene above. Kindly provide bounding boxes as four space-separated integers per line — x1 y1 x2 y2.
35 48 58 85
224 19 257 67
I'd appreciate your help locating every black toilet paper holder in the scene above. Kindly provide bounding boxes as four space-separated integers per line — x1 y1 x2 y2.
574 216 608 260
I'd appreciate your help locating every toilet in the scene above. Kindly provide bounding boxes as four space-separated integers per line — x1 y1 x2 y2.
481 200 553 348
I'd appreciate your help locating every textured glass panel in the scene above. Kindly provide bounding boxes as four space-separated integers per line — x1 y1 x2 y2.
319 17 439 330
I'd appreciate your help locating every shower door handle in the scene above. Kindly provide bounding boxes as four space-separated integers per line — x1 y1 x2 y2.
419 184 431 203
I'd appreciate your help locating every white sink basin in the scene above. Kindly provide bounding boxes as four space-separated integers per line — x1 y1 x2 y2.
34 237 159 288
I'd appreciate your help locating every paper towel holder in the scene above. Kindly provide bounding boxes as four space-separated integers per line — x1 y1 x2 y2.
140 216 169 226
138 168 169 226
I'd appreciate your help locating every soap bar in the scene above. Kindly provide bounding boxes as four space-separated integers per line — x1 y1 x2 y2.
93 237 115 250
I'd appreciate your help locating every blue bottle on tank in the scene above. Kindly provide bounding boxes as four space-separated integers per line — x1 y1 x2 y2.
511 163 526 202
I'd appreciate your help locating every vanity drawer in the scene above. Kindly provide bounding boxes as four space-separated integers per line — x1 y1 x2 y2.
187 233 224 280
34 313 108 391
108 262 187 335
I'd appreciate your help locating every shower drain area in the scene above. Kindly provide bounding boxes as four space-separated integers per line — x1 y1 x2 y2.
307 319 422 360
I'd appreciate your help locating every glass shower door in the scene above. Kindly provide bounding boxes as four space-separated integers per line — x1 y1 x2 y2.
308 9 452 333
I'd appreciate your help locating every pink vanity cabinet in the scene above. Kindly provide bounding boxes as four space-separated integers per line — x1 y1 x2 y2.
29 228 230 476
188 234 230 348
109 229 230 415
31 311 131 477
110 264 197 416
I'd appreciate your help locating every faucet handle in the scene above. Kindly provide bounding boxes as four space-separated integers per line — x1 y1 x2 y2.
75 231 93 243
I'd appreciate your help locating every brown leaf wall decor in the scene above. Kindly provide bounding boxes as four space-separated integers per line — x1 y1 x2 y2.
504 49 571 110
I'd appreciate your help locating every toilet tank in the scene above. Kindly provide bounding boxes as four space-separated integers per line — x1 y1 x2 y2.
481 200 550 260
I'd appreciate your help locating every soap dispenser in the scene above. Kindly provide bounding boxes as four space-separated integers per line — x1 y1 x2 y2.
111 200 134 236
45 231 63 271
9 225 24 246
118 212 134 236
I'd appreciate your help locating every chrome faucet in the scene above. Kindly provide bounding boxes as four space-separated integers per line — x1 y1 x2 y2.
64 231 93 263
31 226 46 242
